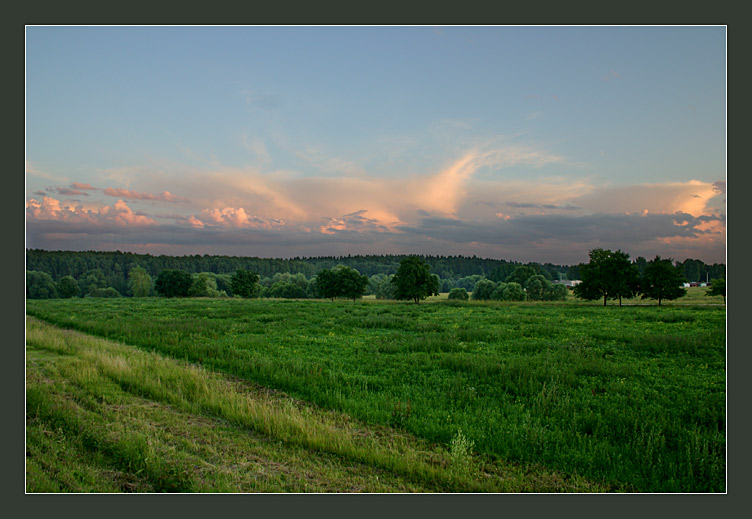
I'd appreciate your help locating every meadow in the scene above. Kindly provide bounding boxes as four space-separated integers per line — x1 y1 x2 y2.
26 293 726 492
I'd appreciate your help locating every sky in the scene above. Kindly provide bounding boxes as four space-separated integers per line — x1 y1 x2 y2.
25 26 726 265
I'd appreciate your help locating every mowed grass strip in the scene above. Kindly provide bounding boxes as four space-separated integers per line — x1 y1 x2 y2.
26 298 725 492
26 317 607 493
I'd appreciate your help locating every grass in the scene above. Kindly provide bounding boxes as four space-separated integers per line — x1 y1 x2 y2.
26 316 606 493
26 295 726 492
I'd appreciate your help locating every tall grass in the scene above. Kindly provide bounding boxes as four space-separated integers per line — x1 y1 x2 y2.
26 298 726 492
27 317 605 492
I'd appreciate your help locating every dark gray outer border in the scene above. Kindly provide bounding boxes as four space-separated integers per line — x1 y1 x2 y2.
12 2 742 518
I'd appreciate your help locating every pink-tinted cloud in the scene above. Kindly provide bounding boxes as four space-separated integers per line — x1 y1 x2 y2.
319 210 397 235
26 197 156 227
70 182 98 191
573 180 723 218
189 207 285 230
102 188 186 203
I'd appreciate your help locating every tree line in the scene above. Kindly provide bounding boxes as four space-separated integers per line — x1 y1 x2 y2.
573 249 725 306
26 249 725 304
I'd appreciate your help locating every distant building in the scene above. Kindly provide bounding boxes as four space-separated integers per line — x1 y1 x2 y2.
554 280 581 287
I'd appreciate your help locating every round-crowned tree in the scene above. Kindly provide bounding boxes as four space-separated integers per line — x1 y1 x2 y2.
155 269 193 298
56 275 80 299
503 282 526 301
231 269 260 298
471 279 497 301
391 256 440 304
640 256 687 306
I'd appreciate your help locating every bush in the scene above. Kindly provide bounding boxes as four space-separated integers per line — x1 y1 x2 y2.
87 287 122 298
268 281 308 299
188 273 223 298
471 279 496 301
490 283 508 301
447 287 469 301
503 282 526 301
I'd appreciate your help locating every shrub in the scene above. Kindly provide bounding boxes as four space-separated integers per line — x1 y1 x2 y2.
503 282 526 301
490 283 508 301
87 287 122 298
447 287 469 301
471 279 497 301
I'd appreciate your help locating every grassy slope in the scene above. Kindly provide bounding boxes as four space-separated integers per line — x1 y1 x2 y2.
26 317 608 493
26 297 725 492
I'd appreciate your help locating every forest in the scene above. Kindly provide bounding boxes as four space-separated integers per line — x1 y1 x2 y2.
25 249 726 300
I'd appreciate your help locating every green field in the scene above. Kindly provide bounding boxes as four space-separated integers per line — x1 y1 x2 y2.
26 296 726 492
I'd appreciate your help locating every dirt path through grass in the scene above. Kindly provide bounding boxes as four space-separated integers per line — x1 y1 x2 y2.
26 316 612 493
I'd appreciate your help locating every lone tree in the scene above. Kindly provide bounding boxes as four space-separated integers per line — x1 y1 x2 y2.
707 278 726 304
333 265 369 301
640 256 687 306
128 266 152 297
56 275 80 299
231 269 260 298
573 248 640 306
314 268 340 301
391 256 440 304
154 269 193 298
313 266 368 301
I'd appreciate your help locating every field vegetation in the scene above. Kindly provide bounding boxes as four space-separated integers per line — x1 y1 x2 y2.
26 316 606 492
26 294 726 492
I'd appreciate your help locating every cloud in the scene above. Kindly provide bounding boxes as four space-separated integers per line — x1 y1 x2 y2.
26 197 156 227
190 207 285 230
242 90 281 110
102 188 186 203
241 134 271 164
319 210 397 235
293 146 368 177
70 182 98 191
573 180 722 218
25 161 67 183
601 70 621 82
394 210 725 263
56 187 89 196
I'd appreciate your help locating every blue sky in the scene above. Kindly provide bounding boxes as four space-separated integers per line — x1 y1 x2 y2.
25 26 726 264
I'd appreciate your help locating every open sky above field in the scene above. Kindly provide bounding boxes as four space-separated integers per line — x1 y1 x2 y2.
25 26 726 264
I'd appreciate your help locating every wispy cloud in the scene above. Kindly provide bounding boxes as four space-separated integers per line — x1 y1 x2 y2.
601 70 621 82
25 162 67 183
55 187 89 196
242 90 282 110
241 134 272 164
102 187 187 203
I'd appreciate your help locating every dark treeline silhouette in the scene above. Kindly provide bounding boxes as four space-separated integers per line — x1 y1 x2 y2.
25 249 725 299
